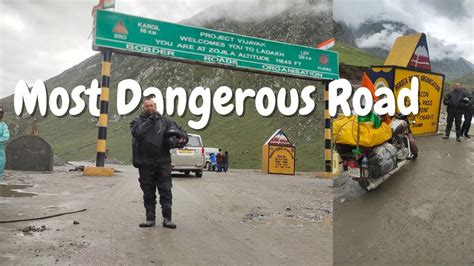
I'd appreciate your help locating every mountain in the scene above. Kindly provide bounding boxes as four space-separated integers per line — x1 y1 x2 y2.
186 0 333 47
332 43 384 67
431 58 474 81
350 20 416 58
456 71 474 88
1 1 335 172
333 19 356 47
336 20 474 80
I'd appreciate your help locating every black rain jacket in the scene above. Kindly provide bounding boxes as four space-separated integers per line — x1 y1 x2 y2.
130 112 186 168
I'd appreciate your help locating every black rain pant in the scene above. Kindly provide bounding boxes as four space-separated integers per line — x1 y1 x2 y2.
138 164 173 221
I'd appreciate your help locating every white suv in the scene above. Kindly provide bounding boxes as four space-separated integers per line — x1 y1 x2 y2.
170 134 205 177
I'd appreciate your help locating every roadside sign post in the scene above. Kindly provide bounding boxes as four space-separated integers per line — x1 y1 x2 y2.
84 50 115 177
86 9 339 177
370 33 445 136
262 129 296 175
94 10 338 80
323 81 332 176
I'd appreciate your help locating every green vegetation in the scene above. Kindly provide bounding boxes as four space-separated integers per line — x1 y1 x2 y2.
454 72 474 88
1 33 387 173
1 56 326 172
333 42 385 67
0 44 383 171
5 3 470 173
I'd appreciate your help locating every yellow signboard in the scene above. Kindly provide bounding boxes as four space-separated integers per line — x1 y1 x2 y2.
384 33 423 68
262 129 295 175
393 69 444 135
268 145 295 175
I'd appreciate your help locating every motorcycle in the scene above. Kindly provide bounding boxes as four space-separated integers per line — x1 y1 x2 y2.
336 113 418 191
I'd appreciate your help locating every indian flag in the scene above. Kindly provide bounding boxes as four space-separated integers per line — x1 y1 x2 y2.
316 37 335 50
93 0 115 12
103 0 115 9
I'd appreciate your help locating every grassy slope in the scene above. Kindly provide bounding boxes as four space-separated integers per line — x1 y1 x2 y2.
455 71 474 88
332 43 384 67
34 97 325 172
2 56 325 172
1 44 380 172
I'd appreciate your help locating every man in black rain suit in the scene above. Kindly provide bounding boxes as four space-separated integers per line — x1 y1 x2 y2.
130 97 188 228
443 82 470 142
460 90 473 139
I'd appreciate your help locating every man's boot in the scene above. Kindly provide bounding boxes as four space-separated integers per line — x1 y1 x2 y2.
162 208 177 229
456 136 461 142
140 205 156 228
139 220 155 228
442 135 449 139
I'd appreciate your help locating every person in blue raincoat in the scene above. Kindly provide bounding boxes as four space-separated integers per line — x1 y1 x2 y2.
209 152 217 171
0 106 10 179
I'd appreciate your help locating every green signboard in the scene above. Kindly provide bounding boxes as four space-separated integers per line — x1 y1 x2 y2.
94 10 339 80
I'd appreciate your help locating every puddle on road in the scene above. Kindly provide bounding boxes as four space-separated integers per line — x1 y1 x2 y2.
0 184 36 197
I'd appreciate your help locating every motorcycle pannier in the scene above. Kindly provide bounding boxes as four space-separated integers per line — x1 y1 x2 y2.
368 143 397 178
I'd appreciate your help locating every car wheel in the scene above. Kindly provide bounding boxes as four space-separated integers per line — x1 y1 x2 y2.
195 171 203 178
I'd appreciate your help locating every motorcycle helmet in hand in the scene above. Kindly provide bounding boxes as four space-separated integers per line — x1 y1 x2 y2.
165 124 189 149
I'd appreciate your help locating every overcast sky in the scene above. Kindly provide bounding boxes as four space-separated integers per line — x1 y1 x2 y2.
1 0 473 98
0 0 238 98
334 0 474 62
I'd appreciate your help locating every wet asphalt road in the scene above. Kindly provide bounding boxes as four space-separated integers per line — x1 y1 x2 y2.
0 166 332 265
1 133 472 265
333 133 474 265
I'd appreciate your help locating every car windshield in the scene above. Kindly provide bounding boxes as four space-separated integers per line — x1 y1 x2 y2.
187 136 201 147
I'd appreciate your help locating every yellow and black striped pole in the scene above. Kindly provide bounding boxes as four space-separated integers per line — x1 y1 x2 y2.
96 50 112 167
84 50 114 176
323 81 332 175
